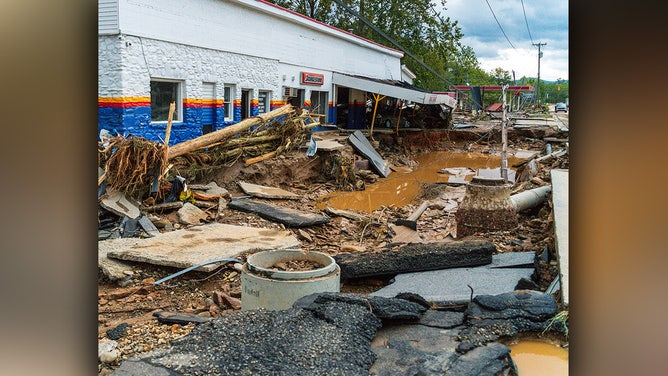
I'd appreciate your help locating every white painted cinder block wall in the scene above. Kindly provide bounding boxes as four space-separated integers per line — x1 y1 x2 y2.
98 34 280 100
115 0 403 80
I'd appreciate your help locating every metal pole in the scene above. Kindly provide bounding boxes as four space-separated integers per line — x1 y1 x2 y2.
501 85 508 182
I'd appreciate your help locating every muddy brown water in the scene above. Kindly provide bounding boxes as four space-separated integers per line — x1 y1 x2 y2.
316 151 524 213
509 339 569 375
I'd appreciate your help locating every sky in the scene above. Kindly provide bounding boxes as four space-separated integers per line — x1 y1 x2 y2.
439 0 568 81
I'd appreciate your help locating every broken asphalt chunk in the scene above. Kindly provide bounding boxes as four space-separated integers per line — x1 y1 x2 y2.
228 198 330 227
153 311 212 325
334 240 495 280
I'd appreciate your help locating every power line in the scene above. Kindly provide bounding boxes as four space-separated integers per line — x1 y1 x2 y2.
483 0 517 51
520 0 535 45
330 0 472 100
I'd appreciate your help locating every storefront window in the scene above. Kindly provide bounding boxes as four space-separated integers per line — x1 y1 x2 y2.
150 80 182 122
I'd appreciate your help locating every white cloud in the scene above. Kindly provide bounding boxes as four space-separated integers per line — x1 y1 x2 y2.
440 0 568 80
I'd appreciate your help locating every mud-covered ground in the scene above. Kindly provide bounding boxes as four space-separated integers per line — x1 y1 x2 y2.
98 117 568 375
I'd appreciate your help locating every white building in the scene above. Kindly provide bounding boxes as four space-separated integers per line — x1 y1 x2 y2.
98 0 455 143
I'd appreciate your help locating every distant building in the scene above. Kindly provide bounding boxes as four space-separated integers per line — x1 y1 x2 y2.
98 0 455 143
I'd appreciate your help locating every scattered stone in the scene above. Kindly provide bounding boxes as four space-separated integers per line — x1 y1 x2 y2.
99 349 121 364
98 338 118 358
106 323 129 340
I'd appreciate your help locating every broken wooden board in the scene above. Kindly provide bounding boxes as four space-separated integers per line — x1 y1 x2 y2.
388 224 422 243
106 223 301 272
228 199 330 227
100 190 141 219
333 240 495 279
238 181 300 200
348 130 390 177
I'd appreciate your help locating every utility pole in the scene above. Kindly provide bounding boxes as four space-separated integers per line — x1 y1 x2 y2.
533 42 546 106
501 85 508 182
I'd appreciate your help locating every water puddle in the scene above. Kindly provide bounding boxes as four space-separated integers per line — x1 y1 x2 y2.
509 339 569 375
315 151 524 213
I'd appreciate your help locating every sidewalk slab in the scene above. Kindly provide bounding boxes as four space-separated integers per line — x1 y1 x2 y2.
371 266 534 304
106 223 300 272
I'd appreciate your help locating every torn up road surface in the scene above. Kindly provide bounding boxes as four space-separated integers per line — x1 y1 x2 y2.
111 293 426 375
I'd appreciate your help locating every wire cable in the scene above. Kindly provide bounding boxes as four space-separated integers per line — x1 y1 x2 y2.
520 0 535 45
483 0 517 51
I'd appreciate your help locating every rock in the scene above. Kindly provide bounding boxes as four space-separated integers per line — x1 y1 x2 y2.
99 349 121 364
98 338 118 358
177 203 208 225
106 323 129 340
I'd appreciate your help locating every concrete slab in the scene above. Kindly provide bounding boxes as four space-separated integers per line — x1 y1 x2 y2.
238 181 300 200
489 251 535 268
314 139 345 151
98 238 143 280
371 266 534 304
107 223 301 272
100 190 141 219
551 169 569 306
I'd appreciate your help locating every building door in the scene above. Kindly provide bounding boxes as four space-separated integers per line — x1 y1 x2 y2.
310 90 328 122
241 89 251 119
202 82 215 134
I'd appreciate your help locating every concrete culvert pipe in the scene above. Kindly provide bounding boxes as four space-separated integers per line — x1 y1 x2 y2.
241 249 340 311
510 186 552 212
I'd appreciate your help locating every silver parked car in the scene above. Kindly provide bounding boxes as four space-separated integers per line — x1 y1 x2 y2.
555 102 568 113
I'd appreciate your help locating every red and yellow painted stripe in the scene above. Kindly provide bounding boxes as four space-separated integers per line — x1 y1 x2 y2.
183 98 225 108
98 96 150 108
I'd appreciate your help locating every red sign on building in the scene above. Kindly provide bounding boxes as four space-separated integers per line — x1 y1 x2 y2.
301 72 324 85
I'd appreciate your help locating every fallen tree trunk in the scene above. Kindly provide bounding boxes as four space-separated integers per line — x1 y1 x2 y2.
333 240 495 279
167 104 294 160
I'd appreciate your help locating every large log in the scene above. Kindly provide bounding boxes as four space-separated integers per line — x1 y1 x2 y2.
333 240 495 279
167 104 294 159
